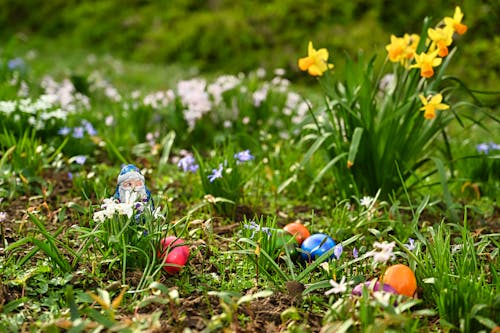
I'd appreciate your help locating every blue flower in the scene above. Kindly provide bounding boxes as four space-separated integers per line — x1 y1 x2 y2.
7 58 25 71
476 142 500 155
352 248 359 259
177 155 199 173
72 127 85 139
82 120 97 136
58 127 71 136
243 221 271 238
208 163 224 182
73 155 87 165
333 243 343 260
234 149 254 163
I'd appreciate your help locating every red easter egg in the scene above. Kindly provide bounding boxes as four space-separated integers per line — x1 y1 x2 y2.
283 222 311 245
158 236 189 274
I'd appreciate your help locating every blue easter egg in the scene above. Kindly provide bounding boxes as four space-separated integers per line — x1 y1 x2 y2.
300 233 336 262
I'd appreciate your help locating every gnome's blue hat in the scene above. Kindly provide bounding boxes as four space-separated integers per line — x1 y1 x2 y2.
117 164 145 185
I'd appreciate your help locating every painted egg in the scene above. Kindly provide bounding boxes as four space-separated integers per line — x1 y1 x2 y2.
351 279 398 296
381 264 417 297
158 236 190 274
283 222 311 245
300 233 336 262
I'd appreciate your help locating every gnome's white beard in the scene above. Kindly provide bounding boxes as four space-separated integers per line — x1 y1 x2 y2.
119 186 147 204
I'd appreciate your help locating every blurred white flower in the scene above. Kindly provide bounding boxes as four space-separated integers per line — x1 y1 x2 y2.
143 90 175 109
207 75 240 105
373 291 392 307
274 68 286 76
325 276 352 295
177 79 212 130
105 115 114 126
252 85 268 107
255 67 266 78
360 196 375 208
367 241 396 265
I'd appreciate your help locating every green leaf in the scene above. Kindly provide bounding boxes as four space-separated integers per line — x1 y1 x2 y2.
431 157 459 221
157 131 176 174
347 127 363 167
2 297 28 314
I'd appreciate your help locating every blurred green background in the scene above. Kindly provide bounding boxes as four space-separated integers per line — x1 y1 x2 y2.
1 0 499 89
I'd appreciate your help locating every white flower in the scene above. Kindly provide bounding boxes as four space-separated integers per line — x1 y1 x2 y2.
152 206 164 220
255 67 266 78
115 203 133 218
360 196 375 208
93 198 135 221
274 68 286 76
0 101 17 115
92 210 107 223
373 291 392 307
177 78 212 130
325 276 352 295
252 86 268 107
207 75 240 105
367 241 396 265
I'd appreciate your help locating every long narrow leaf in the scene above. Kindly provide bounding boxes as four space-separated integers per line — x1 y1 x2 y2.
431 157 458 221
347 127 363 167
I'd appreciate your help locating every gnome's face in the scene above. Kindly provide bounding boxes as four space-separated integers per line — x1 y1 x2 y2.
118 177 147 203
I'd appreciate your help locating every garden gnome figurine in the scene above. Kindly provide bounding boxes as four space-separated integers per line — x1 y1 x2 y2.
114 164 154 210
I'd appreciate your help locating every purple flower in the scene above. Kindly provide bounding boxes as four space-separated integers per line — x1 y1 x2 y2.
73 155 87 165
7 58 25 71
243 221 271 238
353 248 359 259
404 238 416 251
58 127 71 136
476 143 490 154
333 243 343 260
82 120 97 136
68 172 73 180
351 280 398 296
177 155 199 173
476 142 500 155
72 127 85 139
234 150 254 163
208 163 224 182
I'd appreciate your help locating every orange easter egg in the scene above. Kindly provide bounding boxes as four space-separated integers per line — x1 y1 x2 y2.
382 264 417 297
283 222 311 245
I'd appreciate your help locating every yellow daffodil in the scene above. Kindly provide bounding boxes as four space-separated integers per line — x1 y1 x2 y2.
298 41 333 76
419 93 449 119
385 34 420 66
410 50 442 78
404 34 420 60
428 26 454 57
386 35 407 63
444 6 468 35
